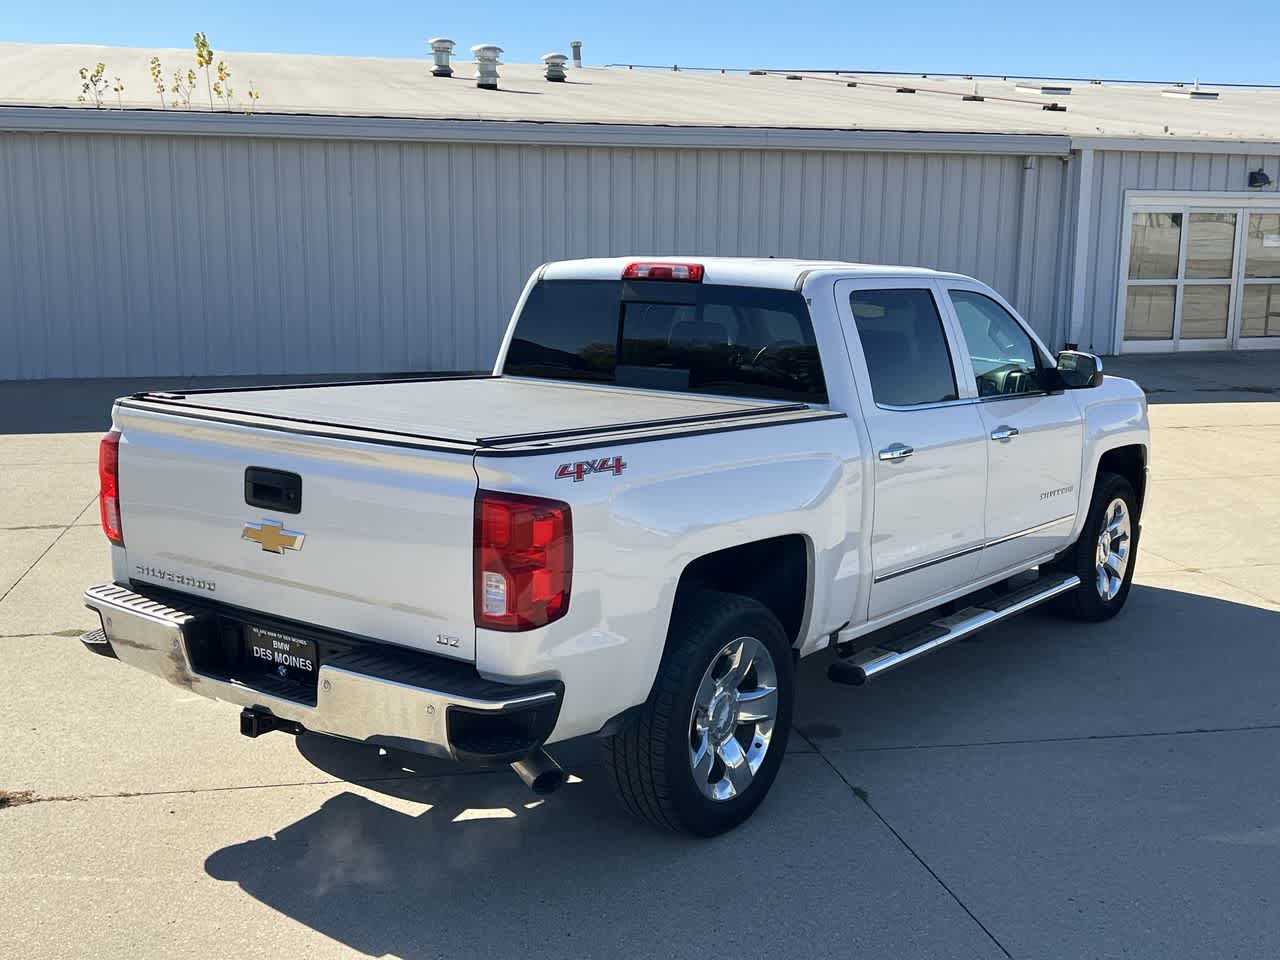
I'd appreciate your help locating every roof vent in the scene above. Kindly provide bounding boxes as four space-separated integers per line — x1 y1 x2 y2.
427 37 455 77
785 74 802 80
896 86 917 94
1163 78 1219 100
570 40 582 69
1016 82 1072 96
963 80 984 102
749 69 766 76
471 44 502 90
542 53 569 82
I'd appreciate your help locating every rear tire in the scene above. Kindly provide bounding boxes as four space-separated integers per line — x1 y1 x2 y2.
1050 472 1140 622
602 590 794 836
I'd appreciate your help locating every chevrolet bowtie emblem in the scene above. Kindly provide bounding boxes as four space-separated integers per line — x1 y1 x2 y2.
242 519 305 555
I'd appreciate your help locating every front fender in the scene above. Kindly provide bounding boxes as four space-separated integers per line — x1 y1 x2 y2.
1071 375 1150 541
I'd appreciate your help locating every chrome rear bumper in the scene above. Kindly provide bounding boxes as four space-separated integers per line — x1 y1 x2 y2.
84 583 561 762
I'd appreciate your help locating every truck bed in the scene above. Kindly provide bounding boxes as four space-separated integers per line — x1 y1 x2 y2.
120 375 836 454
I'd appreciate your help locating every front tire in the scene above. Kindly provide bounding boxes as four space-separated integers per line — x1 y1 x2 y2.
1051 472 1140 621
602 590 794 836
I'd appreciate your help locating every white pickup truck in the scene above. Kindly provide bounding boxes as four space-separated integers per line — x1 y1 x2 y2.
83 257 1149 836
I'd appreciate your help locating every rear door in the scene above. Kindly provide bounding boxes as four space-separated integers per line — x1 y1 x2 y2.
940 284 1083 577
835 278 988 619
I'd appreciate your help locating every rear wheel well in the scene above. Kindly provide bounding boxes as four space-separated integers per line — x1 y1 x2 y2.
674 535 810 648
1097 444 1147 512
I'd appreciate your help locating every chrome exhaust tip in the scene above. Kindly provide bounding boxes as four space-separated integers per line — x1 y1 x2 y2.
511 748 565 795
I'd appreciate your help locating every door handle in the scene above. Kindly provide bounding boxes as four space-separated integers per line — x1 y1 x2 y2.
990 425 1020 442
878 443 914 462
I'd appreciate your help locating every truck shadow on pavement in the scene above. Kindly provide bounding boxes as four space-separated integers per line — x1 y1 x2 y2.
202 584 1280 958
204 767 650 957
204 741 821 958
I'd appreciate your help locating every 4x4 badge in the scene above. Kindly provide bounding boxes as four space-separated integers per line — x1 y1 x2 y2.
242 519 305 554
555 456 627 482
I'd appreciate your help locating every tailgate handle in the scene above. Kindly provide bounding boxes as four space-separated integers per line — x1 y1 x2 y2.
244 467 302 515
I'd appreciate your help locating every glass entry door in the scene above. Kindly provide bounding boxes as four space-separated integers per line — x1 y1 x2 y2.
1122 209 1236 351
1241 213 1280 344
1120 198 1280 353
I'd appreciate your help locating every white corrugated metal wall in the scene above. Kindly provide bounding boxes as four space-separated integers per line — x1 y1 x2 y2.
1077 147 1280 353
0 128 1072 380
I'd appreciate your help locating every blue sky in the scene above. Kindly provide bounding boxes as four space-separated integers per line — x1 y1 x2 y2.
7 0 1279 85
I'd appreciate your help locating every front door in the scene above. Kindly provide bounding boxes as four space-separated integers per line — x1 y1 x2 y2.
836 280 988 620
942 285 1083 577
1121 208 1238 352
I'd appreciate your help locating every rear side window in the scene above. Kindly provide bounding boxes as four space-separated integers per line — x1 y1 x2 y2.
504 280 827 403
849 289 958 406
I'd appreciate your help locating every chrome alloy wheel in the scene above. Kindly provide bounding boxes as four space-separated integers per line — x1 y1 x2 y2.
1094 497 1132 601
688 635 778 802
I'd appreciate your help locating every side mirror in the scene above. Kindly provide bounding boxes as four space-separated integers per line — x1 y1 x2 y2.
1055 350 1104 389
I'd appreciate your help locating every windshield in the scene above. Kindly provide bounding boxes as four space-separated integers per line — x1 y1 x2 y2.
502 279 828 404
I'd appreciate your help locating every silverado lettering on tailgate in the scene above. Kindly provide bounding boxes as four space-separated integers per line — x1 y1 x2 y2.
134 564 217 592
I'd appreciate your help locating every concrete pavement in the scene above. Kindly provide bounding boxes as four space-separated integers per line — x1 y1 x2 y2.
2 354 1278 959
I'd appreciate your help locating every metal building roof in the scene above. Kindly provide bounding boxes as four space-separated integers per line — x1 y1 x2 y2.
2 41 1280 144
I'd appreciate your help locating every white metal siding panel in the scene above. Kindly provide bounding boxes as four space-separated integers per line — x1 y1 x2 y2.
1080 148 1280 352
1026 157 1071 347
0 132 1067 380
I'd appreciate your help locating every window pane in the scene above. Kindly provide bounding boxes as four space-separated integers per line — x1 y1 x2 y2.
619 287 828 402
505 280 828 402
1242 284 1280 337
1124 285 1176 340
504 280 623 382
1128 212 1182 279
1185 212 1236 279
949 290 1046 397
849 289 957 406
1245 214 1280 279
1180 285 1230 339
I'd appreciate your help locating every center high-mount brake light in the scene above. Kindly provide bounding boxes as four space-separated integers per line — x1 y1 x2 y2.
622 261 704 282
99 428 123 546
475 491 572 631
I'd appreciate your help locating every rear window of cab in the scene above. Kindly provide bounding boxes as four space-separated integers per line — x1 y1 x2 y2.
502 279 828 404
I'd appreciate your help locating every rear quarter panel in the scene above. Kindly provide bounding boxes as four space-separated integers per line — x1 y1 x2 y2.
474 415 863 742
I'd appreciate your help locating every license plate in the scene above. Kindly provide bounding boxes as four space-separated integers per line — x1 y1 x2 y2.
245 625 317 682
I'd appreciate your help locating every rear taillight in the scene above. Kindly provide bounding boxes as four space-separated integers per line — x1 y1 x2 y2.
621 261 704 282
474 491 572 632
98 429 123 546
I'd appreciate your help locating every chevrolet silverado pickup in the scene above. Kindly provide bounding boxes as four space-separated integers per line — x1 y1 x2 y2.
83 257 1149 836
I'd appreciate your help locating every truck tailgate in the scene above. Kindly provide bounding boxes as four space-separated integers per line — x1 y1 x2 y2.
114 405 478 661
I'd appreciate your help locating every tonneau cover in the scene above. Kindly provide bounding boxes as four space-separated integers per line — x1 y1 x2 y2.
126 375 814 449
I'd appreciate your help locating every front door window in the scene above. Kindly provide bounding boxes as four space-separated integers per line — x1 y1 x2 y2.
950 290 1049 396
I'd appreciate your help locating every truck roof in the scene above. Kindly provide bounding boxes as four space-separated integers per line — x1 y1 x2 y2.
540 257 964 290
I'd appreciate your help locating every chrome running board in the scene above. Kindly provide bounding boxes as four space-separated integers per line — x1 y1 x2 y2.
828 573 1081 686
